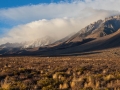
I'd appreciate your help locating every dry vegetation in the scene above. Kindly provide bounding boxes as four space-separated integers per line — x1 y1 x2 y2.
0 56 120 90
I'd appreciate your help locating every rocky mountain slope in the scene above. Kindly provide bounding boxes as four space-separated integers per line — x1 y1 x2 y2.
65 15 120 43
0 36 55 49
0 36 56 54
22 36 56 48
1 15 120 56
36 15 120 56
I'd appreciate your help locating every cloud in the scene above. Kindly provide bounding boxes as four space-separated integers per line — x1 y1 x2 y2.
0 8 119 44
0 3 82 24
0 0 120 23
0 0 120 44
0 17 81 44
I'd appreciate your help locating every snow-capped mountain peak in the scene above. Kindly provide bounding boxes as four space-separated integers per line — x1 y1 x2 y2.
0 36 56 49
22 36 56 48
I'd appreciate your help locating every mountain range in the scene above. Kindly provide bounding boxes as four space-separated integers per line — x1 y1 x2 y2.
0 36 56 55
1 15 120 56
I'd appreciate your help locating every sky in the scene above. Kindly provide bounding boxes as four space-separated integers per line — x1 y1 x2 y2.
0 0 67 8
0 0 120 44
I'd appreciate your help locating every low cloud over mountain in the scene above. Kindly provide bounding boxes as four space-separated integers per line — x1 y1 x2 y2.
0 0 120 44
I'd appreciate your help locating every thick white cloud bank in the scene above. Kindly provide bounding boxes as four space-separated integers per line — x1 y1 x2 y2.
0 0 120 44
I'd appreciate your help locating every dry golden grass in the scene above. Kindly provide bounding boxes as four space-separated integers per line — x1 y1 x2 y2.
0 56 120 90
1 76 11 90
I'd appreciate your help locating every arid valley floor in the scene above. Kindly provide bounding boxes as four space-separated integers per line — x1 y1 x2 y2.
0 48 120 90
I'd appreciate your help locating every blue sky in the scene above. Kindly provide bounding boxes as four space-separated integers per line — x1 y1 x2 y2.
0 0 120 44
0 0 69 34
0 0 73 8
0 0 82 30
0 0 68 26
